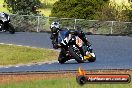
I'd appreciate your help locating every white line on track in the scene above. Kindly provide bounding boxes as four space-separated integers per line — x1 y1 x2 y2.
15 66 20 68
0 43 60 52
0 60 58 68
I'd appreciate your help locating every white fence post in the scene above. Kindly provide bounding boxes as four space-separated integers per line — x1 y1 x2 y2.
74 19 77 29
110 21 114 34
36 16 40 32
9 14 132 34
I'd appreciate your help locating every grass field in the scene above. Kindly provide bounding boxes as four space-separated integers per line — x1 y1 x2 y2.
38 8 51 17
41 0 58 4
0 0 58 16
0 70 131 88
0 77 131 88
0 0 9 13
0 44 59 65
39 0 58 16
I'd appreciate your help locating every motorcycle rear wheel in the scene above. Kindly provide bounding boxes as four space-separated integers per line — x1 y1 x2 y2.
88 57 96 62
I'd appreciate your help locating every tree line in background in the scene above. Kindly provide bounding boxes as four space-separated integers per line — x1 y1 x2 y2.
50 0 132 22
50 0 108 19
4 0 42 15
3 0 132 22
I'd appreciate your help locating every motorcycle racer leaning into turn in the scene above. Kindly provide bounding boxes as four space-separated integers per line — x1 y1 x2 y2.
50 21 92 51
0 12 15 34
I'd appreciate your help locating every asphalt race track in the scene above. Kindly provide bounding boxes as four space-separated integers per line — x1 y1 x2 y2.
0 32 132 72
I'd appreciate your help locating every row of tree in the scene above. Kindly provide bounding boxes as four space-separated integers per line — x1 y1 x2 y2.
3 0 132 21
4 0 41 15
50 0 132 21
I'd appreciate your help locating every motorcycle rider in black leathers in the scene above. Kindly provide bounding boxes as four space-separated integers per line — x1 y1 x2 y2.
50 21 91 50
50 21 60 49
0 12 9 32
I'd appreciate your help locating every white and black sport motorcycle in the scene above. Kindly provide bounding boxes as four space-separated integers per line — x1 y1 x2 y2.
0 12 15 34
57 29 96 64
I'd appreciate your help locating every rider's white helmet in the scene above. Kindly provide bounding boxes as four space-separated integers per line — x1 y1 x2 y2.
50 21 60 29
0 12 10 22
0 12 5 18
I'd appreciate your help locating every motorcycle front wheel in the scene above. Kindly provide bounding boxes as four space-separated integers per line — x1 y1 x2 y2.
68 45 84 63
8 23 15 34
58 49 67 64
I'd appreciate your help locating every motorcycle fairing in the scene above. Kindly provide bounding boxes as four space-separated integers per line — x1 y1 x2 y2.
58 30 69 45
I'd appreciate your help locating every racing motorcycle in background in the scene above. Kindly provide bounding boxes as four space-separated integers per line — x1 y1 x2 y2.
50 22 60 49
0 12 15 34
57 29 96 64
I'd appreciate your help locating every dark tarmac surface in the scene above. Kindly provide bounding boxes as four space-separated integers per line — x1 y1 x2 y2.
0 32 132 72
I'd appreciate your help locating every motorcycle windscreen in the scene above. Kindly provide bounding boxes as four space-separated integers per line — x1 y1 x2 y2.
58 30 69 44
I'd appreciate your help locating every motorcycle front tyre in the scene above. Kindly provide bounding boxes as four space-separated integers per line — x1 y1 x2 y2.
8 23 15 34
68 45 84 63
58 49 67 64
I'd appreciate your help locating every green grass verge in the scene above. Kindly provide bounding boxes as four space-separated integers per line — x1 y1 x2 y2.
0 44 58 65
0 77 131 88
